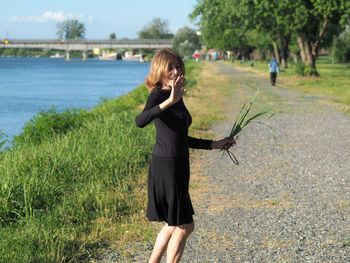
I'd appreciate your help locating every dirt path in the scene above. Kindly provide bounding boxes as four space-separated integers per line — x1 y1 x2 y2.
180 62 350 262
96 61 350 262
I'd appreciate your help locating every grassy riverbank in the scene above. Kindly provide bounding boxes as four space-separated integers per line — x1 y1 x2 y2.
230 57 350 111
0 84 154 262
0 60 229 262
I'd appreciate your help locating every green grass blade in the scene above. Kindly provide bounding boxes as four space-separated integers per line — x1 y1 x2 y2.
230 124 242 138
254 121 277 143
236 88 261 126
241 111 274 129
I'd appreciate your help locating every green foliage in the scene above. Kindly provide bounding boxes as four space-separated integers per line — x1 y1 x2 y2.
294 62 319 76
331 26 350 63
12 107 88 147
17 48 27 57
304 64 318 76
0 85 152 262
172 27 201 58
109 33 116 40
246 29 272 57
191 0 350 71
0 48 65 58
190 0 251 51
225 88 275 164
137 18 174 39
1 48 18 56
56 19 86 39
294 62 306 76
182 60 198 89
0 129 8 151
344 240 350 247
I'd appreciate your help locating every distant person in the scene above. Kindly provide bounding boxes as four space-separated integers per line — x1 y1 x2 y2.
268 56 280 86
135 48 235 263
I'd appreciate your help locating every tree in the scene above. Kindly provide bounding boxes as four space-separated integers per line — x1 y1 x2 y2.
331 25 350 63
109 33 116 40
191 0 350 74
56 20 86 39
190 0 257 59
137 18 174 39
246 29 272 61
239 0 295 68
172 27 201 57
292 0 350 75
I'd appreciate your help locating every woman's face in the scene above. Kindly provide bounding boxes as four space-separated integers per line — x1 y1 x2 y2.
168 63 182 80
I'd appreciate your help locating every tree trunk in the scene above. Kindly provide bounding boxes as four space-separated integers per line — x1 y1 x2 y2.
290 52 298 63
297 35 318 75
303 40 313 66
296 36 306 62
272 40 280 63
296 19 328 76
279 34 290 69
259 50 265 61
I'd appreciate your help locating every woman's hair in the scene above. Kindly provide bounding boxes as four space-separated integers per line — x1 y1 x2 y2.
145 48 185 93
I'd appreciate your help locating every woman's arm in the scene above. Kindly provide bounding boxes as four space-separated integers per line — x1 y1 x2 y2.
135 104 161 128
135 91 164 128
188 136 236 150
188 136 213 150
136 75 187 128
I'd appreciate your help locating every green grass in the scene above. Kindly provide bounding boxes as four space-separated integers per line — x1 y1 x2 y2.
0 86 154 262
0 60 203 262
0 61 202 263
230 56 350 108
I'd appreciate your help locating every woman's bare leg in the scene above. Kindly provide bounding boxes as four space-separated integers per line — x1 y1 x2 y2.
148 224 176 263
166 222 194 263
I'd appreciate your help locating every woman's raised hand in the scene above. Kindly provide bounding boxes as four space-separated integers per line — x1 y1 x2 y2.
168 75 187 105
159 75 187 111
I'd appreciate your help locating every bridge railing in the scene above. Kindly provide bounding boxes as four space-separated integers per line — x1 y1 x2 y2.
2 39 173 44
0 38 173 60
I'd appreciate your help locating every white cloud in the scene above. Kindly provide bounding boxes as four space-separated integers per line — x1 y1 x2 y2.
9 11 90 23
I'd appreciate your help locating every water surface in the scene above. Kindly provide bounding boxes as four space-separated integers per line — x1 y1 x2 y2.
0 57 150 141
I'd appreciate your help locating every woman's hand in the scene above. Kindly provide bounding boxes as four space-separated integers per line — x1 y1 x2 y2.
211 136 237 150
168 75 187 105
159 75 187 110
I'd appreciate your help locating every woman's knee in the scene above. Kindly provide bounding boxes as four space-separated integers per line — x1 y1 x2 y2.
165 224 176 234
180 222 194 235
186 222 194 234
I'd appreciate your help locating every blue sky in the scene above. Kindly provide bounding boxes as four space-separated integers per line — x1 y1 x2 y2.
1 0 198 39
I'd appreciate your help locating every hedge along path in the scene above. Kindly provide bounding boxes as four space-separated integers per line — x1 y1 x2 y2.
181 61 350 263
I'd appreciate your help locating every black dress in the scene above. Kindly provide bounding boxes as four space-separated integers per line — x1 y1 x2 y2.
135 89 212 226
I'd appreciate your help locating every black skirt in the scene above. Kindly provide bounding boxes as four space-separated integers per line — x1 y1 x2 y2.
146 154 194 226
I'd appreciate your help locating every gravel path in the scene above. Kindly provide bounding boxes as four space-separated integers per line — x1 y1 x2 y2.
96 62 350 262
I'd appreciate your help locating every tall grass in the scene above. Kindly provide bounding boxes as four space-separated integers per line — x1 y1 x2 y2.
0 60 201 262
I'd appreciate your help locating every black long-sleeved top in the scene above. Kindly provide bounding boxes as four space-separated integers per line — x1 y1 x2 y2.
135 89 212 158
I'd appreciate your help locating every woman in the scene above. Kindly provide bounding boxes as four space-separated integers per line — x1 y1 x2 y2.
135 48 234 263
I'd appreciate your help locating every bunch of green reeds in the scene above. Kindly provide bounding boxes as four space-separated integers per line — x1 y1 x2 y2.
224 88 275 164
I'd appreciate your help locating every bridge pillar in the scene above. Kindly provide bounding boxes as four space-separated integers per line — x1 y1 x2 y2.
82 50 87 61
65 50 71 61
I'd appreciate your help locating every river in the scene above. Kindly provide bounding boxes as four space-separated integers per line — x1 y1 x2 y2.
0 57 150 142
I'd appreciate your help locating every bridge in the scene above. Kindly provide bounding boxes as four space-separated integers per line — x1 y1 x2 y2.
0 39 173 61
